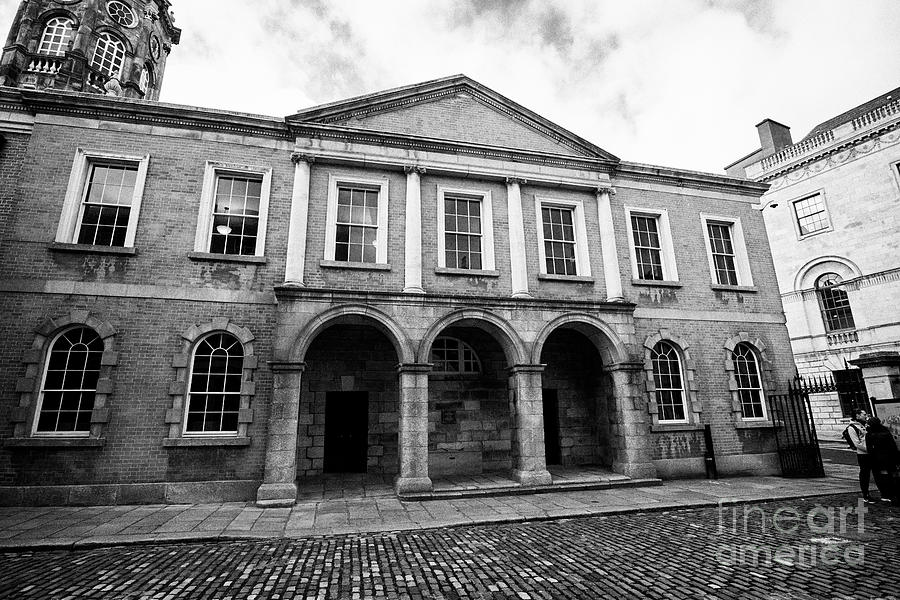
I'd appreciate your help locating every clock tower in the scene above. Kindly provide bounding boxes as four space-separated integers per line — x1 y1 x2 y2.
0 0 180 100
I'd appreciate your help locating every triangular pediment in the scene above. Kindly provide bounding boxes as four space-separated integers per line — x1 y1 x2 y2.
287 75 618 161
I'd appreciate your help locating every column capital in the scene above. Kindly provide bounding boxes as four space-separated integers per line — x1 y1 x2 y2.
290 152 316 165
508 364 546 375
398 363 433 374
505 177 527 186
596 185 616 196
268 360 306 373
605 360 645 373
403 165 427 175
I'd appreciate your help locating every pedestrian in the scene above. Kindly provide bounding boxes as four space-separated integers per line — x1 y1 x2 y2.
842 408 872 503
865 416 899 504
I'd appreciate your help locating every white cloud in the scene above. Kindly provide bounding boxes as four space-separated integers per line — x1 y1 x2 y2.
0 0 897 173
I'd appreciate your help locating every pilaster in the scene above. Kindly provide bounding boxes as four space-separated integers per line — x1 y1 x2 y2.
506 178 531 298
597 186 625 302
284 153 314 286
403 166 426 294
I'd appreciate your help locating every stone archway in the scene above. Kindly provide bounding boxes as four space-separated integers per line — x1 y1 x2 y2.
257 306 412 507
532 313 656 479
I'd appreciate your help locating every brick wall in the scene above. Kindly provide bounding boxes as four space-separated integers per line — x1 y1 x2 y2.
0 291 274 485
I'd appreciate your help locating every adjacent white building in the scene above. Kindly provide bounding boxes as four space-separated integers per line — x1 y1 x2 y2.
726 86 900 435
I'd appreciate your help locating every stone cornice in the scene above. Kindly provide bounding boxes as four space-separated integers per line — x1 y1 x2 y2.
273 285 637 314
290 121 617 171
13 87 291 140
616 161 770 197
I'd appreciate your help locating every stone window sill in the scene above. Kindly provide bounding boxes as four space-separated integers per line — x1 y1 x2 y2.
650 422 705 433
49 242 136 256
435 267 500 278
734 420 778 429
320 260 391 271
188 252 266 265
3 437 105 448
711 284 758 293
537 273 594 283
632 279 682 288
163 437 251 447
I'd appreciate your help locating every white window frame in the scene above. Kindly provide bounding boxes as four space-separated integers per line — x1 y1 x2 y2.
193 161 272 257
55 148 150 248
91 31 126 78
38 16 75 56
33 326 103 438
624 206 678 282
182 332 244 438
700 214 753 287
324 174 390 264
790 190 832 239
436 186 495 271
732 343 768 421
534 196 591 277
649 340 690 424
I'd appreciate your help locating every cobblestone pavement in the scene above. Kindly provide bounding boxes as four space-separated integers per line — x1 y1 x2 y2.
1 493 898 600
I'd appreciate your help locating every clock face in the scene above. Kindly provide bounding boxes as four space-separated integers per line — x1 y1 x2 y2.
106 1 137 28
150 35 161 61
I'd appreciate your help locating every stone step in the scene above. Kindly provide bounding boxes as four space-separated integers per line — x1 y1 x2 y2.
399 476 663 501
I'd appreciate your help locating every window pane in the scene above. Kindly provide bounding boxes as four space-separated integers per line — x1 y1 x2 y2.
186 334 243 434
37 328 103 434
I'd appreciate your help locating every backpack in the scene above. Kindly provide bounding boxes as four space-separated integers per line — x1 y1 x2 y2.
842 423 862 450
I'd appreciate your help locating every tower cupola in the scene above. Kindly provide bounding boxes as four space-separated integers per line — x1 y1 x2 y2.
0 0 180 100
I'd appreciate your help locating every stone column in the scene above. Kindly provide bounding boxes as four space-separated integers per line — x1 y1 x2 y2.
403 166 426 294
256 361 305 507
396 363 433 494
596 186 625 302
284 153 314 286
505 178 531 298
606 361 657 479
509 365 552 486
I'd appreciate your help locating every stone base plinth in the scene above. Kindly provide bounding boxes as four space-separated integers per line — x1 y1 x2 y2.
512 469 552 486
395 476 433 495
255 482 297 508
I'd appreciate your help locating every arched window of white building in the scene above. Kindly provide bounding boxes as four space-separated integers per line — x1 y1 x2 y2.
816 273 855 332
91 32 126 78
431 337 481 373
38 16 75 56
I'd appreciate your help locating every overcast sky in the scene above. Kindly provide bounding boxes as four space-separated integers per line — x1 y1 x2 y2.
2 0 899 173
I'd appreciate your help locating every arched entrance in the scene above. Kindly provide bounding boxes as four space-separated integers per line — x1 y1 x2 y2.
539 328 608 467
300 323 400 478
419 309 528 481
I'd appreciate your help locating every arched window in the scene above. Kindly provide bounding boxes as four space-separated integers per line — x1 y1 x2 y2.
91 32 126 78
185 333 244 435
38 16 74 56
36 327 103 435
816 273 855 332
431 336 481 373
732 343 765 419
650 341 687 422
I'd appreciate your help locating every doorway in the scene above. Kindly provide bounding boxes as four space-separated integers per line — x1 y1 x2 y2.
324 391 369 473
542 389 561 465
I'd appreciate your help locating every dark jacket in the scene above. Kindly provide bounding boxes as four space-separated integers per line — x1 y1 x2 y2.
866 425 900 472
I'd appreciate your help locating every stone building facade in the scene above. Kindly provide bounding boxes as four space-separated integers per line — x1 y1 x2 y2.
726 87 900 435
0 1 795 507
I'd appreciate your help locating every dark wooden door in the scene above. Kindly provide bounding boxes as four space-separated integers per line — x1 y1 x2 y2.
324 392 369 473
542 389 561 465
